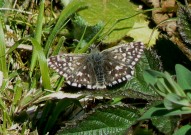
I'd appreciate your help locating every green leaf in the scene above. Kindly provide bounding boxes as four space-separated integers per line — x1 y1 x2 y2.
163 72 186 97
29 38 51 89
30 0 45 77
127 18 159 47
52 36 66 56
13 80 23 105
175 64 191 89
143 69 165 86
173 125 191 135
72 16 103 45
57 105 140 135
78 0 139 43
0 19 8 79
140 103 166 120
164 93 190 109
152 116 178 135
140 103 191 120
121 54 158 99
177 4 191 45
143 69 186 97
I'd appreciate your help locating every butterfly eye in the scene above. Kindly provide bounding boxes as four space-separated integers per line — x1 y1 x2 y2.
88 44 98 52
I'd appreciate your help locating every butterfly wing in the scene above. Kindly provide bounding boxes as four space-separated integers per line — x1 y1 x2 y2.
48 54 97 89
101 42 144 86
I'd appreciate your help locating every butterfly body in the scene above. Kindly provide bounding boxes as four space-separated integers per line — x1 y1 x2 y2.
86 47 106 88
48 42 144 89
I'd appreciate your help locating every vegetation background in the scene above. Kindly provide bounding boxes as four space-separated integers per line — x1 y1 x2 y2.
0 0 191 134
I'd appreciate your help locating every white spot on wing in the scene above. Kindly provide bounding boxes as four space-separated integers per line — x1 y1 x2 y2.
87 85 92 89
71 82 77 87
115 66 122 70
78 84 82 87
112 81 117 85
118 79 122 83
132 61 136 65
126 75 131 79
122 77 126 81
77 72 83 76
67 81 71 85
122 53 126 57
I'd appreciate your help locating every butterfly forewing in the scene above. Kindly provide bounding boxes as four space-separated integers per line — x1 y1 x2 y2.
101 42 144 86
48 54 97 88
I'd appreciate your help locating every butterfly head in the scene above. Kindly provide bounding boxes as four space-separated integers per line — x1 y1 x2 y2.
88 44 100 53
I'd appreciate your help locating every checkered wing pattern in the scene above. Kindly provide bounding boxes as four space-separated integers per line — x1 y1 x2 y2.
48 42 144 89
101 42 144 86
48 54 97 88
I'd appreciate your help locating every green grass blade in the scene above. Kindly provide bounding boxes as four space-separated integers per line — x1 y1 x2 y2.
30 0 45 77
13 80 22 105
74 25 87 53
6 39 25 54
52 36 66 55
0 19 8 79
44 0 87 56
29 37 51 89
54 77 65 91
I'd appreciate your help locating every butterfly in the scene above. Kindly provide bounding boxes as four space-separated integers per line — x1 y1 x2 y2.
48 42 144 89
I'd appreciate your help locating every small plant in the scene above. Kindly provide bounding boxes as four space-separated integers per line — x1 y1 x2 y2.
142 64 191 134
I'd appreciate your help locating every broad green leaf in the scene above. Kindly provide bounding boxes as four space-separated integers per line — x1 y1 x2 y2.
144 69 186 97
175 64 191 90
144 49 163 71
155 78 172 97
152 116 178 135
140 103 191 120
78 0 139 43
173 125 191 135
139 103 166 120
72 16 103 44
128 18 159 47
164 98 182 110
143 69 165 86
164 93 190 110
177 4 191 45
72 16 103 53
166 93 189 107
121 54 158 98
163 72 186 97
57 105 140 135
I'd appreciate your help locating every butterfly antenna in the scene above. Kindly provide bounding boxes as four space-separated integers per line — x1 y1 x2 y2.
96 41 102 48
